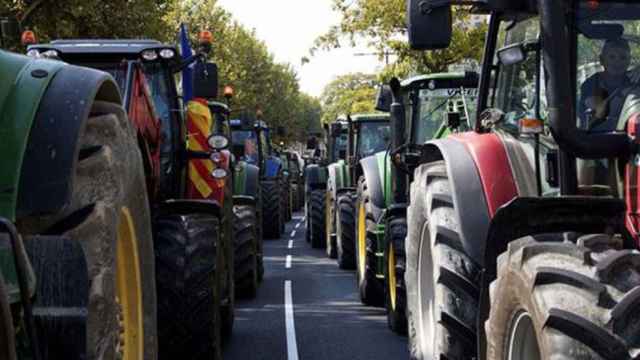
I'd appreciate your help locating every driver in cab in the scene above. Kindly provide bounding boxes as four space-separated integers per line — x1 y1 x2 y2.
579 38 640 131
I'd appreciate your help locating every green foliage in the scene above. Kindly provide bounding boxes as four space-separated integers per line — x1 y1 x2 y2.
1 0 171 50
311 0 487 75
163 0 321 144
320 73 379 124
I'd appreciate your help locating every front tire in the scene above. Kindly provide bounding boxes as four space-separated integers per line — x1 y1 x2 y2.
261 181 283 239
154 214 221 360
384 215 408 335
233 204 259 298
355 178 384 306
309 189 326 249
486 233 640 360
0 272 15 360
405 161 480 360
336 192 356 270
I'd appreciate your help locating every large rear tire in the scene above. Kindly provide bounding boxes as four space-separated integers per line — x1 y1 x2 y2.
309 189 326 249
405 161 480 360
17 101 157 360
355 178 384 306
336 192 356 270
486 233 640 360
154 214 221 360
384 215 408 335
261 181 283 239
233 204 259 298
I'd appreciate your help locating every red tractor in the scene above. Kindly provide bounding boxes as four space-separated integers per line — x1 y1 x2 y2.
401 1 640 359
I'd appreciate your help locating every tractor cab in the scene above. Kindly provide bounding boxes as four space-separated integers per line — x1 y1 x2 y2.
401 72 479 144
27 38 219 201
348 114 391 180
328 120 349 164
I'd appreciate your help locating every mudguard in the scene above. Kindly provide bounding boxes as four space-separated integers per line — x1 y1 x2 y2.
155 199 222 219
264 156 282 180
233 161 260 200
420 138 493 267
359 152 391 221
327 160 350 202
0 52 64 220
304 164 328 192
16 63 121 219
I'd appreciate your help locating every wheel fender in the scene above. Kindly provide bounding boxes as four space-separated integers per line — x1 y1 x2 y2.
16 64 122 218
233 162 260 199
359 154 388 222
155 199 223 219
420 138 492 267
327 161 347 202
304 164 327 192
232 195 256 207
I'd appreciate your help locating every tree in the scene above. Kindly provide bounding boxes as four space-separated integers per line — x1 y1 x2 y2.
310 0 487 76
1 0 172 50
320 73 379 124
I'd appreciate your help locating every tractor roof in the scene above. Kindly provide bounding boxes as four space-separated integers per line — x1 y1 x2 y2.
28 39 179 63
401 71 479 91
350 113 390 122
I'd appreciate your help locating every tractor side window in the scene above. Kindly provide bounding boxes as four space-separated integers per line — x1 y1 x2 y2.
357 122 390 158
493 17 546 131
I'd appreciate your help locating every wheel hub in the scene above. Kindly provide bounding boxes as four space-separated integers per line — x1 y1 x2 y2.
507 311 540 360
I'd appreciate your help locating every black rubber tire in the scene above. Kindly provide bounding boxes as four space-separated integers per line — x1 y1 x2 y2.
326 184 337 258
486 233 640 359
291 183 300 212
280 177 291 223
309 189 327 249
261 181 283 239
0 272 16 360
384 215 408 335
154 214 221 360
220 186 235 341
233 204 259 299
405 161 480 360
355 177 384 306
17 101 157 360
336 192 356 270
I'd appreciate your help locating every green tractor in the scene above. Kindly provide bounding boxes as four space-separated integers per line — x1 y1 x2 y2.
230 119 288 239
325 114 391 268
305 120 348 248
286 151 305 212
0 48 154 359
27 33 234 358
354 72 478 334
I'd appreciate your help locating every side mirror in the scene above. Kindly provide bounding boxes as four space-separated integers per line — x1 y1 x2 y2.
375 84 392 112
497 43 526 66
193 62 218 99
407 0 453 50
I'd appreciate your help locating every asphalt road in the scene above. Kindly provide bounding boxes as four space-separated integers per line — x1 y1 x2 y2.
223 211 409 360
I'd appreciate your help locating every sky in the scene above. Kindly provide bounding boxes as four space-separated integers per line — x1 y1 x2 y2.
216 0 386 98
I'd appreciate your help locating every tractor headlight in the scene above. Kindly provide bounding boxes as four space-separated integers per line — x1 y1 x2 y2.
41 50 59 58
159 48 175 59
211 168 228 179
207 135 230 150
141 50 158 61
26 49 40 58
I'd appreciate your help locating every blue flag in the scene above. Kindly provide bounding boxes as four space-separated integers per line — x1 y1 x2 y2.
179 23 194 102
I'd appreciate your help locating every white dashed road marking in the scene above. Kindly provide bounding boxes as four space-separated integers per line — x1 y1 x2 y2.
295 223 301 229
291 230 296 238
286 255 292 268
288 240 293 249
284 280 299 360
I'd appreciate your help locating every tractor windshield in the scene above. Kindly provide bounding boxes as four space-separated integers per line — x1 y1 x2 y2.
412 87 477 143
231 130 258 163
331 133 348 161
357 121 390 158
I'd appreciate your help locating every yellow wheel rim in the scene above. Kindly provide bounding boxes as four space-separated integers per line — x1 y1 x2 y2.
358 202 366 278
116 207 144 360
388 243 397 310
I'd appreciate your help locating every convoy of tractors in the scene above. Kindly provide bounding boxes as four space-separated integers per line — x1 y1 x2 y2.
3 0 640 359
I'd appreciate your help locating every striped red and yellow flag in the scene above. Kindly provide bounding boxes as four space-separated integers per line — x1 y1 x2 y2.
186 98 220 200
